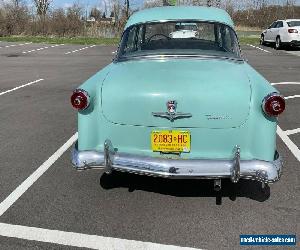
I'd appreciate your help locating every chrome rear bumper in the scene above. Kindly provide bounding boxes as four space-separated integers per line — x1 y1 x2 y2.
71 140 282 184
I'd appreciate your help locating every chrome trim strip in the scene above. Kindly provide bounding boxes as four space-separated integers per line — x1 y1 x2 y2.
71 141 282 184
152 111 192 122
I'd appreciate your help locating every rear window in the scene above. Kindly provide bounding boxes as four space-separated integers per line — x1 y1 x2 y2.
287 21 300 27
118 21 241 60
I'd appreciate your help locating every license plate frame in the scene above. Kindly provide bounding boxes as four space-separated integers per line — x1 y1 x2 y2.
151 130 191 153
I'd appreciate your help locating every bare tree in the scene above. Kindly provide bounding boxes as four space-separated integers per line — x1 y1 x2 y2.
12 0 21 7
143 0 163 8
0 0 30 35
33 0 52 34
90 7 102 20
163 0 170 6
125 0 129 19
112 0 121 26
66 3 83 36
50 8 67 36
33 0 51 16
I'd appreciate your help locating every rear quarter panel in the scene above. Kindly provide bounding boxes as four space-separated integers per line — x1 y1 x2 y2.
242 63 279 160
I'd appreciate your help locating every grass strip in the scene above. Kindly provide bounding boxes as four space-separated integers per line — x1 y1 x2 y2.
0 35 260 46
0 36 119 45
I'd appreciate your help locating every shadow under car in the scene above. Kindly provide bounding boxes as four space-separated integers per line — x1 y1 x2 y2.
99 171 270 205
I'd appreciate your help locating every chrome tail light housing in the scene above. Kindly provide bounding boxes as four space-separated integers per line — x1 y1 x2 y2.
262 92 285 117
71 89 90 110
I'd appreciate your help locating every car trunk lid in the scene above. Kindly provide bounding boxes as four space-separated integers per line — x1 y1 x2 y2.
101 59 251 129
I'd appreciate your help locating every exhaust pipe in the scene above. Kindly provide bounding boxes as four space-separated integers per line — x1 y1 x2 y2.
214 179 221 192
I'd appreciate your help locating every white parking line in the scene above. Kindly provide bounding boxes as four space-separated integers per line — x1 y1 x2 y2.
285 128 300 136
0 42 32 49
285 95 300 100
0 79 44 97
277 126 300 161
272 82 300 86
247 44 272 53
65 45 96 55
0 79 297 249
22 44 63 54
0 133 77 217
0 131 202 249
0 223 200 250
271 82 300 99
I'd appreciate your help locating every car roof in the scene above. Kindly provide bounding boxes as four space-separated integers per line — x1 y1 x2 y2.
275 19 300 22
285 19 300 22
125 6 234 29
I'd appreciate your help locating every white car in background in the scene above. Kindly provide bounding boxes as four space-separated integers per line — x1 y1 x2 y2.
169 23 198 39
260 19 300 49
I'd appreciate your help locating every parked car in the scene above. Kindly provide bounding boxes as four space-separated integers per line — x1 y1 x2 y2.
261 19 300 49
169 23 198 38
71 6 285 191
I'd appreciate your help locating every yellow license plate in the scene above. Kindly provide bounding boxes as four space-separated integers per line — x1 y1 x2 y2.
151 131 191 153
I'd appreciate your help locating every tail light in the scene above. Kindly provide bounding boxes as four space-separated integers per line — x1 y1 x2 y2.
262 93 285 117
71 89 90 110
288 29 298 33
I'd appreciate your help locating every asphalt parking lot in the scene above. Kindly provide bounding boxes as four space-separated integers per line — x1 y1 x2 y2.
0 41 299 250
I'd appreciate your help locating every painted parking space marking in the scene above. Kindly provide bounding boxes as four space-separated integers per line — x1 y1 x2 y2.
247 44 272 53
65 45 96 55
271 82 300 99
273 82 300 161
0 78 297 249
0 223 200 250
277 126 300 161
285 94 300 100
22 44 63 54
0 79 44 97
0 133 77 217
0 42 32 49
285 128 300 136
0 131 201 249
272 82 300 86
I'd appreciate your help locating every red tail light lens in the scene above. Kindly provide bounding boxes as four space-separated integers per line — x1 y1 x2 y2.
71 89 90 110
262 93 285 117
288 29 298 33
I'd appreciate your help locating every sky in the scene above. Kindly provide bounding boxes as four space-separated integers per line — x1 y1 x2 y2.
51 0 143 10
50 0 300 9
0 0 143 10
1 0 299 12
49 0 300 13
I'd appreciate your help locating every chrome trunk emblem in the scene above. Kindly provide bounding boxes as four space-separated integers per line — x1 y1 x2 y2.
152 100 192 122
167 100 177 114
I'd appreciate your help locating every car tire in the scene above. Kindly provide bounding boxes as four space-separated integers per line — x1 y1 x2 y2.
260 35 265 46
275 36 282 50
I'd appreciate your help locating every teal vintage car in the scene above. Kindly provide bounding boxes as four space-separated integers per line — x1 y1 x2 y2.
71 6 285 191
